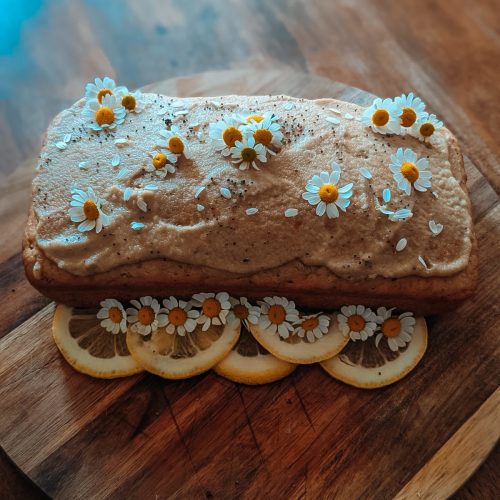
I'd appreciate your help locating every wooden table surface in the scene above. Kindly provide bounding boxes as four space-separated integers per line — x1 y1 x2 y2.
0 0 499 498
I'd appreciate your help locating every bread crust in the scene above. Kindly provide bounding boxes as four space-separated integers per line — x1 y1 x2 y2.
23 220 478 316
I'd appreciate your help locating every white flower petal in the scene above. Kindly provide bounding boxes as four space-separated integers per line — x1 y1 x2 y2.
284 208 298 217
396 238 408 252
359 167 372 179
326 203 339 218
316 201 326 216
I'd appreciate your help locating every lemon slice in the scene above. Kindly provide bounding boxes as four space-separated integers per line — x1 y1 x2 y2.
249 313 349 364
126 319 240 379
321 317 428 388
214 324 296 384
52 304 143 379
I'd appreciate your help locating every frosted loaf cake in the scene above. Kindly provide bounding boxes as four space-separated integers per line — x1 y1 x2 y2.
23 86 478 315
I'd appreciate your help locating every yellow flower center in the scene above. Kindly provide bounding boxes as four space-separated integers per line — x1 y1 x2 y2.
319 183 339 203
347 314 365 332
121 95 136 111
83 200 99 221
372 109 390 127
152 153 167 169
253 128 273 146
97 88 112 103
246 114 264 123
202 298 222 318
382 318 401 337
420 123 435 137
233 304 249 320
400 107 417 127
222 126 243 147
302 317 319 331
108 307 122 324
268 304 286 325
138 306 155 326
95 106 115 126
241 147 257 163
401 162 420 183
168 307 187 326
168 136 185 154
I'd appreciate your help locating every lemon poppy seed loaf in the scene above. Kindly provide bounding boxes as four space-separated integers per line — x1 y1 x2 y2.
23 93 478 314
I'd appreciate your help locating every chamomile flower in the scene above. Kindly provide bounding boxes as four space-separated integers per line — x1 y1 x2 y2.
258 296 299 339
243 113 277 124
338 305 377 341
361 98 401 134
161 297 200 336
209 115 245 156
411 113 443 141
69 187 110 233
157 126 191 158
126 296 166 336
302 162 353 218
375 307 416 352
294 313 330 343
394 93 427 130
243 112 283 153
389 148 432 195
84 77 123 103
228 296 261 329
145 150 178 178
191 292 231 331
117 88 145 114
231 136 267 170
82 94 126 131
97 298 127 334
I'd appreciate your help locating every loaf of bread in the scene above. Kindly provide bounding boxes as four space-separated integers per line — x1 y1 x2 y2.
23 91 477 315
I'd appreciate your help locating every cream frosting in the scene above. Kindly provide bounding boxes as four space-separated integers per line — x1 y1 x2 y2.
32 94 473 279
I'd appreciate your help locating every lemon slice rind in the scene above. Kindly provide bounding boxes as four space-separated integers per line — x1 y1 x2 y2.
214 325 296 384
249 314 349 364
321 317 428 389
126 319 241 379
52 304 143 379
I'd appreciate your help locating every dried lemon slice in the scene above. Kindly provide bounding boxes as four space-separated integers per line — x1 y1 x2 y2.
52 304 143 379
249 313 349 364
126 319 240 379
214 324 296 384
321 317 428 388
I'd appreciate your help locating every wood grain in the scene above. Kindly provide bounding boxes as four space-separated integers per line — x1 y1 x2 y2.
0 69 498 499
395 387 500 499
1 0 499 497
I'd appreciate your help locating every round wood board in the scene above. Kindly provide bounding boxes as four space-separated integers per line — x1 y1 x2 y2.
0 69 498 499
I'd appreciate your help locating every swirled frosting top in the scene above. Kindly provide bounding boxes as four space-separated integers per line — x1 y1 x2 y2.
31 93 473 279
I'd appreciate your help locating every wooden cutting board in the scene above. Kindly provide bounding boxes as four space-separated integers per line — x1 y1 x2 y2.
0 69 498 499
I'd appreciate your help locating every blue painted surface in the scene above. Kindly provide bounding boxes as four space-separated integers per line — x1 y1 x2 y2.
0 0 43 55
0 0 44 99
